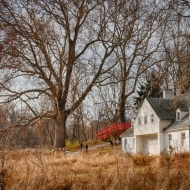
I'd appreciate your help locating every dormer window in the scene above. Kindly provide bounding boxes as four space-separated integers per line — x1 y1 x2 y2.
176 108 181 121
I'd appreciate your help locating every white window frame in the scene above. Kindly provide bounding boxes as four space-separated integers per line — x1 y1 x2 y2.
150 114 154 123
181 133 185 146
138 117 141 125
124 139 128 149
132 138 135 149
168 134 172 146
144 116 148 124
176 109 181 121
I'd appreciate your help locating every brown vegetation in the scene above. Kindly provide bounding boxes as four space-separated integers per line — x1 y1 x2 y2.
1 146 190 190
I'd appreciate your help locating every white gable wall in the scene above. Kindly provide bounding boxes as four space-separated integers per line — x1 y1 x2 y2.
134 99 160 136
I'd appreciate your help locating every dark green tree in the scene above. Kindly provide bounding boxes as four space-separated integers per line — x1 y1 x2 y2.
134 72 163 109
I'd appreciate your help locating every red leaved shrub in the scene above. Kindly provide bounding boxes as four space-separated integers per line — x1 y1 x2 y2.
96 122 131 140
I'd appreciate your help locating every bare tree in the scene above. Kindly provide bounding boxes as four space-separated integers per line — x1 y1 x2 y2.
156 4 190 95
0 0 127 149
165 0 190 17
89 0 167 123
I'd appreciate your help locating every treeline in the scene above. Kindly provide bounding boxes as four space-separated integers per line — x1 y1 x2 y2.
0 106 109 149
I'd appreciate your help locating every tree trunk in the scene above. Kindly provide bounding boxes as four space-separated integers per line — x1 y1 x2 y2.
54 114 66 149
119 108 125 123
119 89 126 123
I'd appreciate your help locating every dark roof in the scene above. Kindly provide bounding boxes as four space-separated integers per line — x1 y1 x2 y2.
164 114 190 132
120 127 134 137
179 93 190 107
147 98 189 120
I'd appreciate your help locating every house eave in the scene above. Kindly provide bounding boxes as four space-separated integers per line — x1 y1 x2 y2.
164 127 190 133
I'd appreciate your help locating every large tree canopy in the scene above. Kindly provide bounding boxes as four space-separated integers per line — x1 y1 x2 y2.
0 0 126 148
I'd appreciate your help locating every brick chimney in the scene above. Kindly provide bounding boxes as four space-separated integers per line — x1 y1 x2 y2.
163 89 173 99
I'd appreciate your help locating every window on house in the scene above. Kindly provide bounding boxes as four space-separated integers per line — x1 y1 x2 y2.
177 112 180 121
125 139 128 149
168 134 172 146
176 109 181 121
150 114 154 123
138 117 141 125
181 133 185 146
132 138 135 149
144 116 148 124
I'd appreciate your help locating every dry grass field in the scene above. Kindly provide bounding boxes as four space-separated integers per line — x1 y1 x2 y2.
1 146 190 190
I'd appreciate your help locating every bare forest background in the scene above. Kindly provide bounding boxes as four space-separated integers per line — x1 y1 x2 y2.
0 0 190 149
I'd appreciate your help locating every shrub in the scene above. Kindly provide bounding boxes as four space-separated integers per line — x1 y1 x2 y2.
96 122 131 141
66 140 80 151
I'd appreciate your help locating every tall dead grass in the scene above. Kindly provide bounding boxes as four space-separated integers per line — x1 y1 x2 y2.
2 147 190 190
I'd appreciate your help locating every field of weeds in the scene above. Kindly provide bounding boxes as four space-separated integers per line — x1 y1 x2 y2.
1 146 190 190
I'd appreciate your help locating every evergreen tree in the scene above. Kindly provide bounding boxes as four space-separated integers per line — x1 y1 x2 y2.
134 72 163 109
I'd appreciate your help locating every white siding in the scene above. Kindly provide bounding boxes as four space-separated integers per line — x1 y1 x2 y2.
121 137 135 154
134 99 159 135
164 130 190 152
143 136 158 155
136 136 144 153
159 120 173 132
158 120 173 153
158 132 164 152
136 135 158 155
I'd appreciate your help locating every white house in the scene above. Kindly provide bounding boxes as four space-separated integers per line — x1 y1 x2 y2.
121 89 190 155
